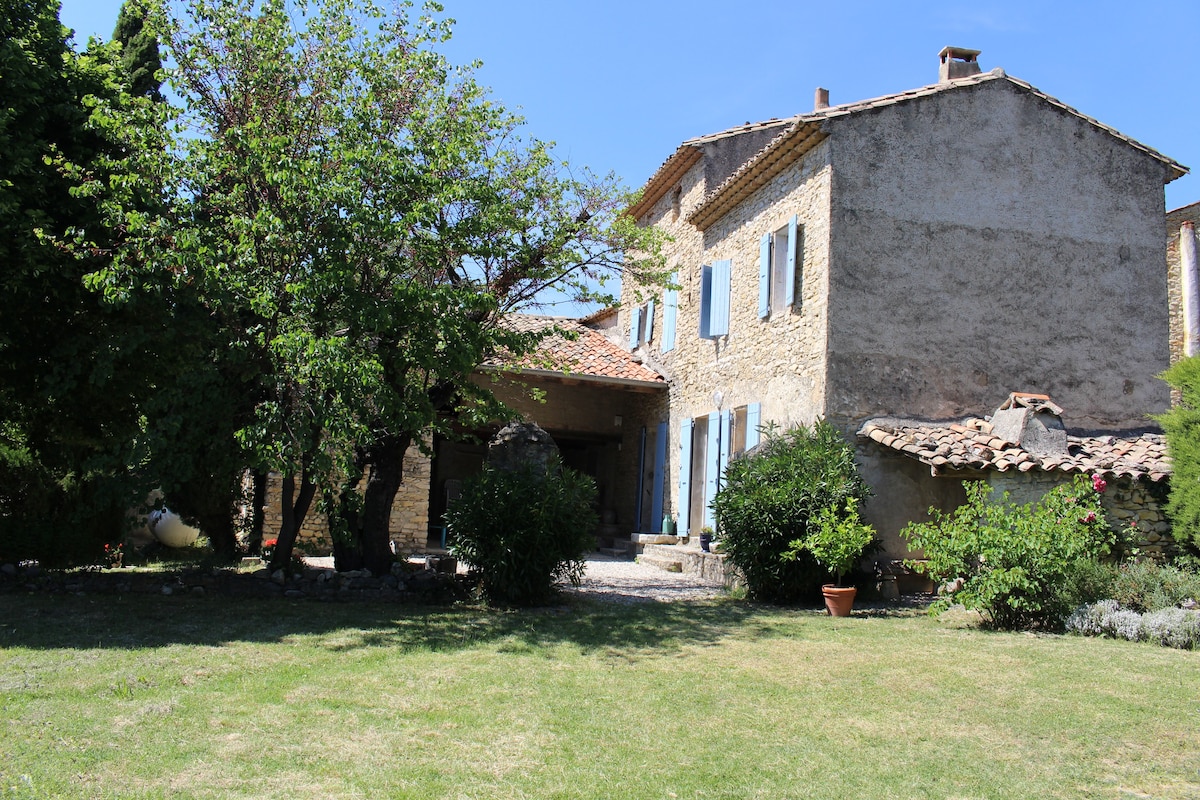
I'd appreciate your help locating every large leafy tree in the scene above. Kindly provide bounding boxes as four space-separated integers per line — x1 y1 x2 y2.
94 0 666 574
0 0 168 563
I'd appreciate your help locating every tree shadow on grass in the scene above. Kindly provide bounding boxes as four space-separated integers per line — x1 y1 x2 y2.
0 592 828 657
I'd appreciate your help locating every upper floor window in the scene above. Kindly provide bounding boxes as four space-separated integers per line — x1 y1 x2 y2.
699 260 731 338
758 215 801 319
628 300 654 349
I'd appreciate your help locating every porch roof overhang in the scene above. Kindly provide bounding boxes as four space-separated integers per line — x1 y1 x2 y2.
858 416 1171 482
476 364 667 393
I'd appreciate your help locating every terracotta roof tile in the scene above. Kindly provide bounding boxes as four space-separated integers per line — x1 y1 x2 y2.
858 417 1170 482
485 315 665 386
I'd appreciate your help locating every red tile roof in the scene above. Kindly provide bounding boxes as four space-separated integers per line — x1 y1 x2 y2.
485 315 665 386
859 416 1170 482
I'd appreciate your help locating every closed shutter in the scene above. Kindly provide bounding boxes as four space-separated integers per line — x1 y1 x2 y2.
651 421 667 528
710 259 731 336
661 275 678 353
629 306 641 350
746 403 762 450
719 409 732 483
698 265 712 339
645 300 654 344
785 215 798 308
677 418 693 536
758 233 771 318
703 411 720 530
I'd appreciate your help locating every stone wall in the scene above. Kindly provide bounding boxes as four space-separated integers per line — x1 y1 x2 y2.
825 79 1173 430
623 138 834 534
1166 201 1200 366
260 441 431 556
986 470 1175 558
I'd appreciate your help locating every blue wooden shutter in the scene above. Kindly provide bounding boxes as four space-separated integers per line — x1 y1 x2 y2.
628 306 641 350
745 402 762 451
698 265 712 338
785 215 798 308
758 233 771 318
645 300 654 344
678 418 693 535
651 421 667 528
634 426 647 531
719 409 732 484
703 411 721 529
661 276 678 353
711 259 731 336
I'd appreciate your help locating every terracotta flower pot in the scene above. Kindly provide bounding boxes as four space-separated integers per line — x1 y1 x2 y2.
822 584 857 617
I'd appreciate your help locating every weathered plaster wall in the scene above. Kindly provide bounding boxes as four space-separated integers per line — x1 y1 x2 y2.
855 445 967 556
1167 201 1200 366
824 79 1172 430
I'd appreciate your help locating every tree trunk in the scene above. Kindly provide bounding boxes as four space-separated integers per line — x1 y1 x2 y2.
357 434 410 576
248 469 267 555
269 469 316 572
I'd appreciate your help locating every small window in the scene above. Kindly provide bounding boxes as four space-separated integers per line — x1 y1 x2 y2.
699 260 731 338
758 215 801 318
628 300 654 349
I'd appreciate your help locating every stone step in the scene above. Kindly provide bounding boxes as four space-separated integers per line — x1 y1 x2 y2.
635 553 683 573
640 543 734 586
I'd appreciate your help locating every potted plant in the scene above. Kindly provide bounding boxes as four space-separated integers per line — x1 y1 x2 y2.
699 526 715 553
787 498 875 616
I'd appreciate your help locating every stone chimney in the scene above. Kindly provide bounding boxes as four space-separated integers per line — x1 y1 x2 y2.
938 46 982 82
989 392 1068 456
814 87 830 111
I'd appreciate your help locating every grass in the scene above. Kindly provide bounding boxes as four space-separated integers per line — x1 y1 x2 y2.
1 594 1197 799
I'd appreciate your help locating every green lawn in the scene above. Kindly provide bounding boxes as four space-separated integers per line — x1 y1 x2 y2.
1 593 1197 799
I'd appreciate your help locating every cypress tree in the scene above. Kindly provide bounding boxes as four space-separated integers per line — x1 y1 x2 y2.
113 0 162 101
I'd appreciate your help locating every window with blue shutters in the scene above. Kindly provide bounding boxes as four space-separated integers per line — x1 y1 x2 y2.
661 273 678 353
699 260 731 338
628 300 655 349
760 215 802 317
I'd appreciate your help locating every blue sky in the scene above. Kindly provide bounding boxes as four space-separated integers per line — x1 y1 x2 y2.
60 0 1199 223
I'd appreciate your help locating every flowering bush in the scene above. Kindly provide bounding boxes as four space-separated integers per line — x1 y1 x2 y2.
1067 601 1200 648
103 542 124 568
902 475 1115 630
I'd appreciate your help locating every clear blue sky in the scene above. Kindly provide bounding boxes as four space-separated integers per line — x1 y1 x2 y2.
60 0 1199 219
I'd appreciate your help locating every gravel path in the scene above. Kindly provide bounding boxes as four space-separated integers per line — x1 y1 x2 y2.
304 551 725 604
563 552 724 604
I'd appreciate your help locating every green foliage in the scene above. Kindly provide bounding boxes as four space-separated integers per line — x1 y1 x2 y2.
446 457 597 606
711 421 869 603
1157 356 1200 550
784 497 876 586
902 477 1117 630
112 0 163 100
1107 559 1200 613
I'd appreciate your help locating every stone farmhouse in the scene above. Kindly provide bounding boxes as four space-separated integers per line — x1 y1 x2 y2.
271 47 1192 576
615 46 1187 569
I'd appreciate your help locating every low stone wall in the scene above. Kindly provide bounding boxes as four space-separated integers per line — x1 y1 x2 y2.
0 561 470 603
988 471 1176 559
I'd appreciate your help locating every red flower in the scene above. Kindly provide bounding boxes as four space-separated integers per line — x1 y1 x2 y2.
1092 474 1107 494
1079 510 1097 524
263 538 278 547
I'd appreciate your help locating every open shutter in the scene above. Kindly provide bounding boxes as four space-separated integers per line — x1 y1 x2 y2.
661 276 678 353
785 215 798 308
745 403 762 451
645 300 654 344
703 411 721 530
711 259 731 336
698 265 712 338
651 421 667 528
758 233 771 318
628 306 641 350
678 418 693 535
719 409 732 484
634 426 647 531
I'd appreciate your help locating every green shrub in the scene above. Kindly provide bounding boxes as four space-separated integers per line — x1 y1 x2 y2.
1158 356 1200 549
1108 559 1200 613
711 420 868 603
901 476 1116 630
784 498 876 587
446 456 597 606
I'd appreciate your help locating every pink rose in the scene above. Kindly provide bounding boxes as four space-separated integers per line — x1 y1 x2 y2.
1079 510 1097 524
1092 474 1107 494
